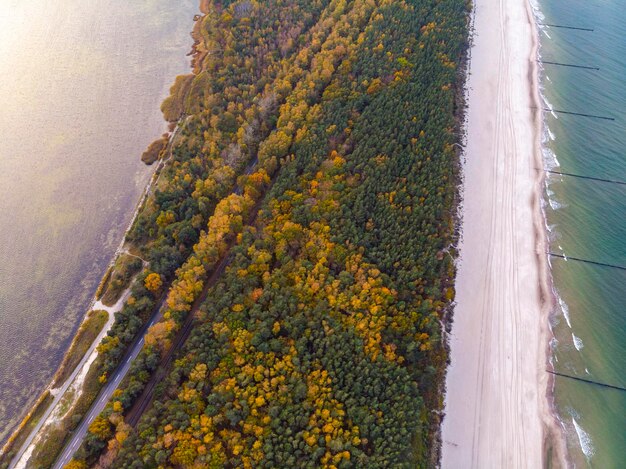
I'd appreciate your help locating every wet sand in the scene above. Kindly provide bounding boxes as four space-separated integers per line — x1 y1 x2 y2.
442 0 567 466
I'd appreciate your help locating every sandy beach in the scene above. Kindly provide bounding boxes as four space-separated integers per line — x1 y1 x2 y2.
442 0 567 467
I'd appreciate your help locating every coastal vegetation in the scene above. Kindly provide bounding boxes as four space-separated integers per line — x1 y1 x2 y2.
52 310 109 387
99 255 143 307
0 392 53 469
0 309 108 469
140 136 169 165
16 0 468 467
29 356 104 469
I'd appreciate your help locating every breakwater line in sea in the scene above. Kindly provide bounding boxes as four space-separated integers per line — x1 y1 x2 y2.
537 60 599 71
533 0 626 464
546 370 626 393
548 253 626 271
537 23 594 32
543 169 626 186
539 108 615 121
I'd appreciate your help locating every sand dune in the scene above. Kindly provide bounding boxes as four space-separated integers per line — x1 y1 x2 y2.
442 0 566 467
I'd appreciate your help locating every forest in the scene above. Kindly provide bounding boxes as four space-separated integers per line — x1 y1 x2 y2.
61 0 468 467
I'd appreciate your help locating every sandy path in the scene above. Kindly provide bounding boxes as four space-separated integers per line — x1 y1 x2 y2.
441 0 566 467
10 288 132 469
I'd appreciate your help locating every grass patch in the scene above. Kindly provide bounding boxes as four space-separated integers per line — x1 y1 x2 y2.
100 254 142 307
29 424 67 469
29 359 104 469
94 265 112 301
0 392 53 469
1 308 109 468
52 310 108 388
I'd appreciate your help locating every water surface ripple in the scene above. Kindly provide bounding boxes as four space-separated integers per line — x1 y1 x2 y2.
538 0 626 466
0 0 195 442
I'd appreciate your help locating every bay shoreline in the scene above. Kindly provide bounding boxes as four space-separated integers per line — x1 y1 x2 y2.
0 9 200 469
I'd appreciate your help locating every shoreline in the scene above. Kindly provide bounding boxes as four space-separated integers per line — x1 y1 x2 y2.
441 0 567 466
526 0 570 465
1 9 201 468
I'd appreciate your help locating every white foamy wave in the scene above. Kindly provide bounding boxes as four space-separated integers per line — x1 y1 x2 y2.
540 122 555 145
572 418 595 459
558 296 572 328
542 30 552 39
542 146 560 169
529 0 545 21
541 96 558 118
572 333 584 351
549 198 562 210
546 75 551 82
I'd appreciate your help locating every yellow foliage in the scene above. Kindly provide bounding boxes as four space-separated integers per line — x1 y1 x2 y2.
88 416 112 440
144 272 163 293
63 460 87 469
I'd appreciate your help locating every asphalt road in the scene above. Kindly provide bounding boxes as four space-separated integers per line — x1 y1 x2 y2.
52 139 260 468
52 305 164 469
49 121 190 469
7 291 135 469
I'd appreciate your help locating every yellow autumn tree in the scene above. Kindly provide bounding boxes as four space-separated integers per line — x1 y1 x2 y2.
144 272 163 293
88 415 112 441
63 460 87 469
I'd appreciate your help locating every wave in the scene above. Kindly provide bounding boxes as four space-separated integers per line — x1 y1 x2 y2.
572 417 595 460
542 146 560 169
548 198 563 210
558 296 572 328
549 337 559 353
571 333 584 351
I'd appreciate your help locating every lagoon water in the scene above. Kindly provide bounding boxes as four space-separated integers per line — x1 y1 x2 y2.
537 0 626 466
0 0 195 443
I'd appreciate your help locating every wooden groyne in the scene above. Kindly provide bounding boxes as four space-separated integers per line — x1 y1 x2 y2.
538 60 599 71
542 108 615 121
547 370 626 392
548 252 626 271
538 23 594 32
545 169 626 186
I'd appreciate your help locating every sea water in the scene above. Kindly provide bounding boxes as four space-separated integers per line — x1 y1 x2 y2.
0 0 195 443
535 0 626 466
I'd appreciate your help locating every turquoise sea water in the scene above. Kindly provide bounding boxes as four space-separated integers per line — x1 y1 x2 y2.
535 0 626 466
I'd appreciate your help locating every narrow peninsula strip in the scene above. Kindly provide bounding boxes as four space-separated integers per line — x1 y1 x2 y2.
23 0 471 468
